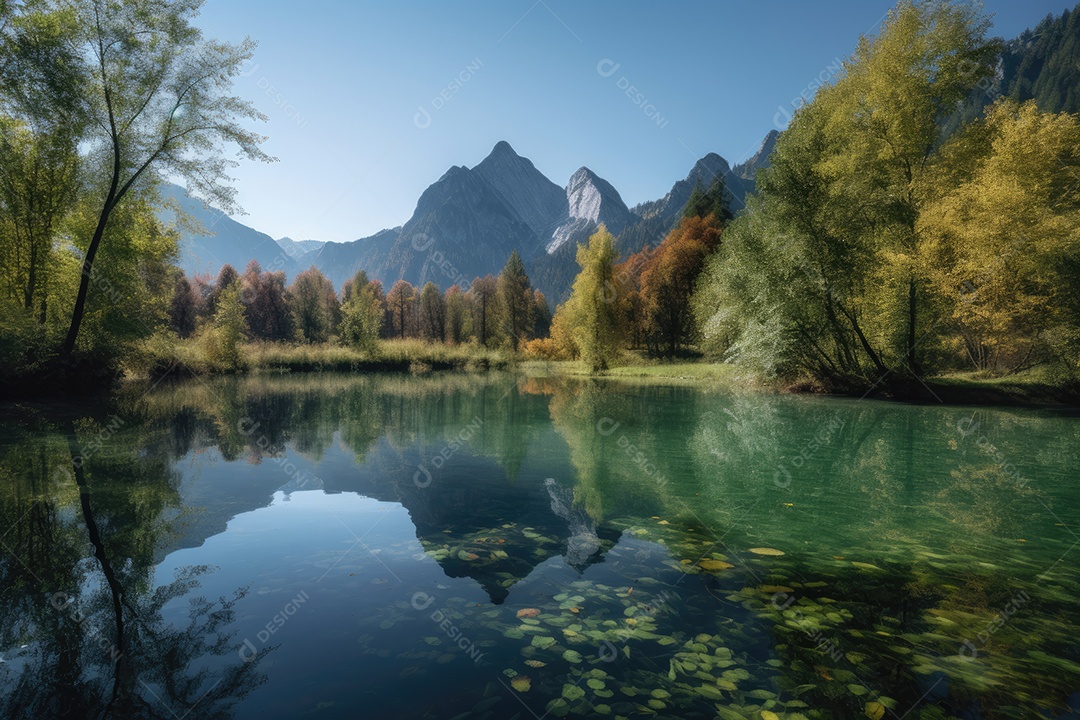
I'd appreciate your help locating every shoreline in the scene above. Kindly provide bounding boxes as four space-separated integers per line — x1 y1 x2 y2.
4 347 1077 410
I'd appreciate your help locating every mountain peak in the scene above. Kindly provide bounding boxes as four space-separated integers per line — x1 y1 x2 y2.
490 140 518 157
473 142 568 242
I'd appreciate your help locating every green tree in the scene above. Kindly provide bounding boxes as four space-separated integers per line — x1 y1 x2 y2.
51 0 272 360
497 250 533 349
167 273 198 339
417 281 446 342
340 281 383 353
693 0 1000 389
683 176 733 225
445 285 468 344
466 275 498 347
386 279 416 339
555 226 620 372
288 266 338 343
206 282 245 370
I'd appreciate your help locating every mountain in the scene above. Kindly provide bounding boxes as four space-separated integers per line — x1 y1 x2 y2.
732 129 780 181
944 4 1080 136
472 140 568 240
354 159 542 291
275 237 326 261
310 227 401 288
162 139 769 302
547 167 636 254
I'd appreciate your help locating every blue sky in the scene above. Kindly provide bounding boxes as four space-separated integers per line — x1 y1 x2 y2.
196 0 1076 243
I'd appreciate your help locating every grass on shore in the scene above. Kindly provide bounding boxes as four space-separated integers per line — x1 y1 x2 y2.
133 337 511 378
131 334 1079 406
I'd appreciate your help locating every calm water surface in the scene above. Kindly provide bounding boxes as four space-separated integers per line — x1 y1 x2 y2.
1 373 1078 719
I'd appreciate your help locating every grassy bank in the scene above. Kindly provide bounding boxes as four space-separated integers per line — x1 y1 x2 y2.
923 368 1080 407
125 337 1080 408
134 337 511 378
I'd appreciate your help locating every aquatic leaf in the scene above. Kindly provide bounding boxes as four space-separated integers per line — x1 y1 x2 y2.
699 559 735 571
651 689 670 699
562 684 585 701
696 684 722 699
524 659 546 667
762 712 781 720
749 548 785 556
848 684 869 696
457 550 479 561
546 698 570 718
531 636 556 650
423 636 441 645
377 620 394 630
759 585 794 594
647 699 666 709
850 561 881 571
503 668 518 678
587 678 606 690
517 608 541 619
865 701 885 720
562 650 583 663
511 676 531 692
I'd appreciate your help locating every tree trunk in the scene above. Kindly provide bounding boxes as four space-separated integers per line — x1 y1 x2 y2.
59 207 112 360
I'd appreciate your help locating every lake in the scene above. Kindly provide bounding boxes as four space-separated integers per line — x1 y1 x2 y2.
1 372 1078 719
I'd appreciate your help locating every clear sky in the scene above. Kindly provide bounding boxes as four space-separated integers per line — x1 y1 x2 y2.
195 0 1077 243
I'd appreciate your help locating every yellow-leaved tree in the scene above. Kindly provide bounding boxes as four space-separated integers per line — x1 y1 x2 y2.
920 100 1080 373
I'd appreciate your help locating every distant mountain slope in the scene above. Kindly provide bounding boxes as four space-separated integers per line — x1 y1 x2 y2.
473 140 568 242
310 228 401 288
158 184 298 279
275 237 326 260
731 130 779 182
944 4 1080 136
162 140 765 302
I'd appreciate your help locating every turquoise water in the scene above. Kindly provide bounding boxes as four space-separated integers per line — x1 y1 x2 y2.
0 372 1078 719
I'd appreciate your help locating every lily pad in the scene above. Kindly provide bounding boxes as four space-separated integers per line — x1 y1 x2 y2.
562 649 583 663
511 676 531 692
699 559 736 571
865 701 886 720
749 547 785 556
562 684 585 701
531 636 556 650
516 608 541 619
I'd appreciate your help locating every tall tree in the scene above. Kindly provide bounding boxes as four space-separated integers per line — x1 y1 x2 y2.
920 100 1080 372
340 278 383 353
167 273 198 339
497 250 533 349
287 266 338 343
53 0 272 359
417 281 446 342
694 0 999 388
554 226 621 372
640 215 723 355
466 275 498 347
386 280 416 339
241 260 291 341
445 285 468 344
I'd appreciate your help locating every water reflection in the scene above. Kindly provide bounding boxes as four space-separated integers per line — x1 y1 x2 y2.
0 372 1077 719
0 412 266 718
